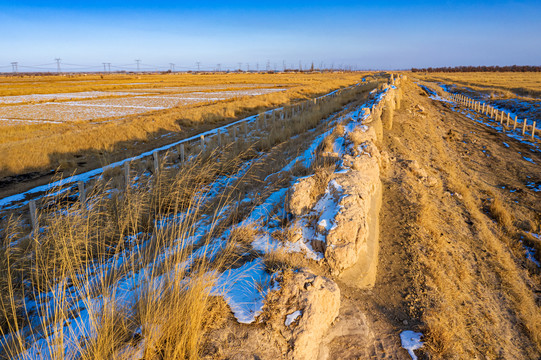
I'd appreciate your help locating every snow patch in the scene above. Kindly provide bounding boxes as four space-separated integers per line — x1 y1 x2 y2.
400 330 424 360
285 310 302 326
212 258 277 324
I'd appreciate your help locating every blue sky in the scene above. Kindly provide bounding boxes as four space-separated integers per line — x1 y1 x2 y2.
0 1 540 71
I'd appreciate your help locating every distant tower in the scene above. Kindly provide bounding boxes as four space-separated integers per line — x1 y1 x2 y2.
238 62 242 71
55 58 61 73
216 63 221 72
169 63 175 72
135 59 141 72
11 62 18 73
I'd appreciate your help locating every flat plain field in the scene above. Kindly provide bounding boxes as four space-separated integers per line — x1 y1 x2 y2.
0 72 367 192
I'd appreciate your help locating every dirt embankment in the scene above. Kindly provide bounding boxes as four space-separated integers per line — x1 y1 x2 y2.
203 76 541 359
6 74 539 359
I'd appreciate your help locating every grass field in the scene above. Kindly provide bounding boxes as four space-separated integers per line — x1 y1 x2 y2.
0 80 381 359
413 71 541 99
0 72 369 183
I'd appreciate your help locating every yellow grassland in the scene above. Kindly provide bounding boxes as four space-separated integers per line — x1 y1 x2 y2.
0 72 368 179
413 71 541 99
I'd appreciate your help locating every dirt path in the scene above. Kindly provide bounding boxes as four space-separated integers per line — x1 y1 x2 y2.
320 78 541 359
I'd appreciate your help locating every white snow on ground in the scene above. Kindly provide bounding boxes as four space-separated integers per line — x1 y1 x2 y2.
419 84 541 153
0 88 286 123
3 84 393 356
285 310 302 326
400 330 424 360
525 181 541 192
212 258 278 324
313 180 343 233
0 91 147 104
0 86 345 212
522 156 536 164
523 233 541 268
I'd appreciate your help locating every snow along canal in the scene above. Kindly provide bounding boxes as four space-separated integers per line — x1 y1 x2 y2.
3 84 391 359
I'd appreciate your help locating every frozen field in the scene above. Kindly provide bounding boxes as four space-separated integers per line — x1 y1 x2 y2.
0 87 285 124
0 91 148 104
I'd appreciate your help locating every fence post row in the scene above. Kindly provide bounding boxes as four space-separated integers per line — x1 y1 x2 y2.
450 91 537 141
16 85 373 239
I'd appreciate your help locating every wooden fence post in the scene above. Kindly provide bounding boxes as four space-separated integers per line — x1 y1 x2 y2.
532 121 537 140
217 129 222 147
179 144 185 163
243 122 248 137
124 161 130 187
522 119 528 135
78 181 86 203
153 151 159 174
513 116 518 130
200 135 205 150
29 200 38 237
506 113 510 127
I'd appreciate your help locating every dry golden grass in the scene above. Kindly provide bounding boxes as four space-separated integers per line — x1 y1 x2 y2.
0 82 378 359
487 196 514 230
0 72 368 180
387 78 541 358
413 71 541 99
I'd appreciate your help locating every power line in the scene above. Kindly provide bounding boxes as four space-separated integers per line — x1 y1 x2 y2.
55 58 61 73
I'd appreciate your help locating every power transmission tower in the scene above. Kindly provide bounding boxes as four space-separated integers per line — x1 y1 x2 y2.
196 61 201 72
11 62 18 73
169 63 175 72
246 63 250 72
256 63 259 72
266 60 270 71
238 62 242 71
299 61 302 72
103 63 107 72
216 63 221 72
135 59 141 72
55 58 61 73
107 63 111 72
282 60 286 72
